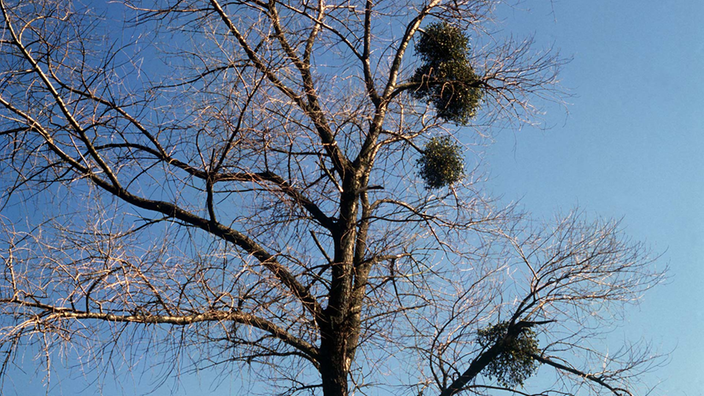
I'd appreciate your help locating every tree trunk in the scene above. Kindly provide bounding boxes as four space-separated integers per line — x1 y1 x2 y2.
319 325 350 396
317 172 362 396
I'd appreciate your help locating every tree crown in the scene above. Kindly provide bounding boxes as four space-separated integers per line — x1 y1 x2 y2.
0 1 664 395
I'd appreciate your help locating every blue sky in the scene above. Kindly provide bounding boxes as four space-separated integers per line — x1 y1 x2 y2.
487 1 704 395
4 1 703 395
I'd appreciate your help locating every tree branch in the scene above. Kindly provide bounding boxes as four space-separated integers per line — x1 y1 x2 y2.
532 354 633 396
2 298 320 367
209 0 351 178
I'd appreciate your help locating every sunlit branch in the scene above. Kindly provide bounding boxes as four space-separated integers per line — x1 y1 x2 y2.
1 298 320 366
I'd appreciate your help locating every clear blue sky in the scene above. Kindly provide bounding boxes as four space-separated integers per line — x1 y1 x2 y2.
6 1 702 395
487 1 704 395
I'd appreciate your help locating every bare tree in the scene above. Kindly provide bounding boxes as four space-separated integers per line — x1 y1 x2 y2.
0 0 664 395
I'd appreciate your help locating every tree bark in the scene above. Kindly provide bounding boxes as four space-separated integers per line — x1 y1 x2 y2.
319 324 351 396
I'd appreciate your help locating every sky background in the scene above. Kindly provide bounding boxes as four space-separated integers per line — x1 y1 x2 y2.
486 1 704 395
6 0 703 395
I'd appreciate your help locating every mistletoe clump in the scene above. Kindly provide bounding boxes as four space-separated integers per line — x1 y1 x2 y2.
411 22 483 125
477 322 541 388
417 136 465 189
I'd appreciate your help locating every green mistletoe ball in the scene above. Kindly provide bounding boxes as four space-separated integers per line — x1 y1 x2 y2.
417 136 465 189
